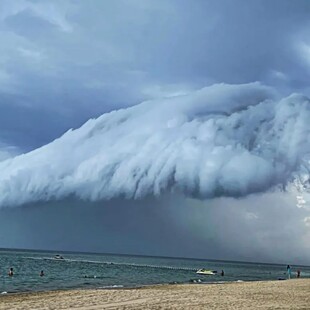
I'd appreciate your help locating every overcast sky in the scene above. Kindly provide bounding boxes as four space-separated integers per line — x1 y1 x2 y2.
1 0 310 263
1 0 310 151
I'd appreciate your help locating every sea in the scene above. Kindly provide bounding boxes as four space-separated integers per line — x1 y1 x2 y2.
0 249 309 293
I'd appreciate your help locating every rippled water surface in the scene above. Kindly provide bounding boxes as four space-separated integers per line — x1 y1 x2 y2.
0 249 309 293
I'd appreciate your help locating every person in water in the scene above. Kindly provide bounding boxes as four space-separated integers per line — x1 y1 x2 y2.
8 268 13 276
287 265 291 279
221 270 224 276
297 269 301 278
40 270 44 277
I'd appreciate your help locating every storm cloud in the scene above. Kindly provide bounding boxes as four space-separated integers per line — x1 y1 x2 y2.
1 83 310 208
0 0 310 149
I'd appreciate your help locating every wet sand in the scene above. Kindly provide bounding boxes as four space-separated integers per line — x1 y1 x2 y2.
0 279 309 309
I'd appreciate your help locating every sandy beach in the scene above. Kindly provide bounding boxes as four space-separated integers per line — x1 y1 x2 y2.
1 279 309 310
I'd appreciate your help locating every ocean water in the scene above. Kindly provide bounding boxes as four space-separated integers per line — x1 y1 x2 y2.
0 249 309 293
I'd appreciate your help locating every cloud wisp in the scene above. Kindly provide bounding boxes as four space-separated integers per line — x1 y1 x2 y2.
0 82 310 208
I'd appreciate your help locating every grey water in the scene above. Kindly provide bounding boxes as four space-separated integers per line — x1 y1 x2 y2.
0 249 309 293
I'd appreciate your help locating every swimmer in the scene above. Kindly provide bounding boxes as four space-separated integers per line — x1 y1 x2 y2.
8 268 13 276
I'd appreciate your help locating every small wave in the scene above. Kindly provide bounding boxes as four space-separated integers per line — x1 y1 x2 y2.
24 256 197 271
189 279 202 283
83 275 108 279
98 285 124 289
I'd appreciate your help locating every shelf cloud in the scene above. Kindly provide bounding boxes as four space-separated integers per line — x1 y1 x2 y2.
1 82 310 208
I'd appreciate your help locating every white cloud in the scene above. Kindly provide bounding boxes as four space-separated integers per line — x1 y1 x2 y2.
18 47 44 61
0 142 20 161
270 70 288 81
297 42 310 67
304 217 310 227
1 82 310 208
0 0 73 32
141 83 194 99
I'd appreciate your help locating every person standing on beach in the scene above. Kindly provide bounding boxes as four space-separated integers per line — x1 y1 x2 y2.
286 265 291 279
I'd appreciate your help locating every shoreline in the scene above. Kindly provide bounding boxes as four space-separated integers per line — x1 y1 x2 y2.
0 277 295 295
1 279 309 309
